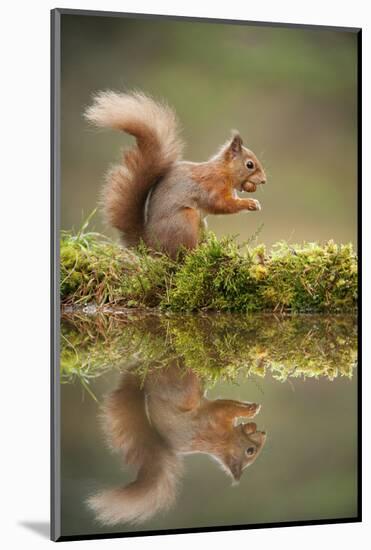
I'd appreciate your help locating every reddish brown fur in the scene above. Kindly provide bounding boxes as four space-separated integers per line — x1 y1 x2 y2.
85 92 267 257
85 91 183 246
191 163 262 214
87 362 266 525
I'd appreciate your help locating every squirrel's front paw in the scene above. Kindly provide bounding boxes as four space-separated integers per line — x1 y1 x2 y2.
247 199 261 211
243 402 261 417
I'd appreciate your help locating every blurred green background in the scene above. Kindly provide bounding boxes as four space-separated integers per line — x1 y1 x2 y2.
60 14 358 248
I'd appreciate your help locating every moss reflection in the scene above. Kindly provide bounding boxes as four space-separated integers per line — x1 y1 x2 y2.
61 313 357 389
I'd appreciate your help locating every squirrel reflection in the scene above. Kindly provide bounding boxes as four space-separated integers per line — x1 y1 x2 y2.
87 362 267 525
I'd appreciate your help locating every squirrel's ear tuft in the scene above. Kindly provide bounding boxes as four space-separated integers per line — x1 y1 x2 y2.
224 132 243 160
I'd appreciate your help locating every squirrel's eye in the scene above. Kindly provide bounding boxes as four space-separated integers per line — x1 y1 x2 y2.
246 447 256 456
246 160 254 170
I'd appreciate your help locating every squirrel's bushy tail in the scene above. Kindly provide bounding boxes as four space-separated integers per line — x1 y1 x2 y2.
84 91 183 245
86 371 182 525
86 451 181 525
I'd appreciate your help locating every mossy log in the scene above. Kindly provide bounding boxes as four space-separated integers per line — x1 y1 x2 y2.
61 230 357 313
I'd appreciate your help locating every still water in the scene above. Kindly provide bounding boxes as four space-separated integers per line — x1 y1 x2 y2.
60 313 358 537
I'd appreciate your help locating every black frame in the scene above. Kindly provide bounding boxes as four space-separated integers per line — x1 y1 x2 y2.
51 7 362 542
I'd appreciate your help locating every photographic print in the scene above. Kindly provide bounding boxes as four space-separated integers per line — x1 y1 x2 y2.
51 8 361 542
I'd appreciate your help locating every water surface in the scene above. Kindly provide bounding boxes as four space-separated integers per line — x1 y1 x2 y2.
60 313 358 537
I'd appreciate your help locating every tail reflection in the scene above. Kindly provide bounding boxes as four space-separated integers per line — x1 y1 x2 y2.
87 362 267 525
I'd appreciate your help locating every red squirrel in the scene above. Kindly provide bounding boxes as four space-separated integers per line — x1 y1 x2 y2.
87 362 266 525
85 91 267 258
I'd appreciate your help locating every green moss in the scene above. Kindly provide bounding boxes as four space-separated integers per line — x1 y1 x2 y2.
61 312 357 389
60 230 176 307
61 224 357 313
